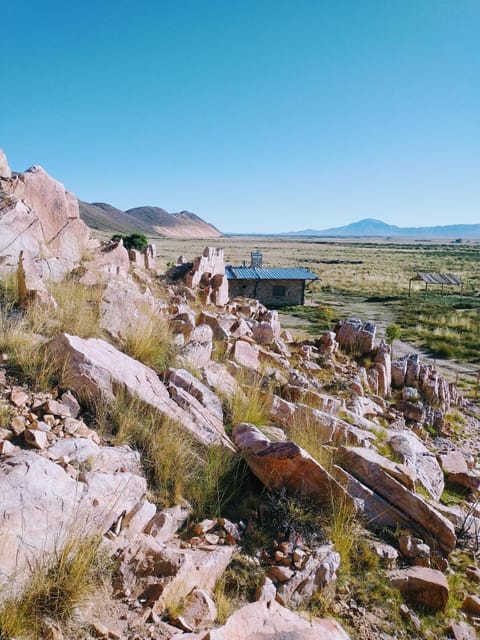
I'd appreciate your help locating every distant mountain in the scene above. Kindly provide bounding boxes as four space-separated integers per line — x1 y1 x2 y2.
283 218 480 239
79 201 222 238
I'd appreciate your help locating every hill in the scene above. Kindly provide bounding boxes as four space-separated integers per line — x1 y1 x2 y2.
79 201 222 238
284 217 480 238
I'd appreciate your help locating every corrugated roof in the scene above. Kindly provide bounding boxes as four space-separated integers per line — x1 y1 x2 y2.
411 272 463 285
225 266 319 281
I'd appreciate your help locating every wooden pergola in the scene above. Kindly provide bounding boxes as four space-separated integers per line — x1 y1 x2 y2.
409 272 464 297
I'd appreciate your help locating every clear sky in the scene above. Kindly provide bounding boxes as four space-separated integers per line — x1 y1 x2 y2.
1 1 479 233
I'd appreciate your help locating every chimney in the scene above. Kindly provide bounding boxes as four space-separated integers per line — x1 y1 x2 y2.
250 250 263 268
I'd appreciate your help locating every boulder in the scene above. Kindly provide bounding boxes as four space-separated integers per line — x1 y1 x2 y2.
99 278 155 341
0 164 89 271
387 430 444 500
17 250 57 309
79 240 130 284
45 334 228 447
232 423 352 510
437 449 480 493
338 447 456 554
0 149 11 178
205 600 351 640
201 362 243 398
232 340 260 370
275 545 340 608
114 533 234 613
0 450 146 589
388 567 449 611
175 589 217 632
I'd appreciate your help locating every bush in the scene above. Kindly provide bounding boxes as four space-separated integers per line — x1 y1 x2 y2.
111 233 148 251
0 533 109 639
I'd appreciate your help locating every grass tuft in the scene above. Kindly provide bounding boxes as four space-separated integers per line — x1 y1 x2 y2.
0 533 109 640
121 314 177 372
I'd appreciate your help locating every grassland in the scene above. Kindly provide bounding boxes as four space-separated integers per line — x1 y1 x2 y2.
146 235 480 392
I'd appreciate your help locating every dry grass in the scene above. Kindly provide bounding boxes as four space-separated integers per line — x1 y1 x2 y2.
27 279 104 339
288 411 333 470
120 314 177 372
95 391 247 517
0 533 109 640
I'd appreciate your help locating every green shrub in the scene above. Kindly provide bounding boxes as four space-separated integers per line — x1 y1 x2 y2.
111 233 148 251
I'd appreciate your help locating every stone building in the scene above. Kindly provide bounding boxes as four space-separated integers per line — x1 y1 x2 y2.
225 251 318 307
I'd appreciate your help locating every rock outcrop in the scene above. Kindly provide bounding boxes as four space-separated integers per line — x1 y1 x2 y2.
0 159 89 273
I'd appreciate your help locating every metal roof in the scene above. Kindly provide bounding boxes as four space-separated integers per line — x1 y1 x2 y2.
411 272 463 285
225 266 319 281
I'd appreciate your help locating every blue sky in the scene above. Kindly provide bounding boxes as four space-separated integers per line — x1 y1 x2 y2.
1 1 479 233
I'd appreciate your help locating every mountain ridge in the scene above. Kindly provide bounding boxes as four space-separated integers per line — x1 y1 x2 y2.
79 200 222 238
283 217 480 238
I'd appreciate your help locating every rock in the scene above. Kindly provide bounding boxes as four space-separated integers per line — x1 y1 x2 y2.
388 567 449 611
168 369 231 448
398 535 431 567
232 340 260 370
48 438 142 474
205 599 351 639
318 331 338 355
184 247 228 306
10 388 29 407
338 446 456 555
387 430 444 500
179 338 213 369
233 423 352 510
437 449 480 493
462 594 480 616
0 440 15 455
370 542 398 568
202 362 243 398
0 164 89 271
335 318 376 354
197 311 231 341
119 500 157 539
144 505 190 542
0 149 11 178
46 333 229 447
276 545 340 608
265 393 375 448
256 576 277 601
24 428 48 449
372 341 391 396
79 240 130 284
114 533 234 613
176 589 217 632
99 278 155 341
17 250 57 309
0 450 145 589
449 621 477 640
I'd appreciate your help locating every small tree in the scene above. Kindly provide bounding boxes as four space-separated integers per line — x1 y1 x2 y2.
111 233 148 252
385 323 401 359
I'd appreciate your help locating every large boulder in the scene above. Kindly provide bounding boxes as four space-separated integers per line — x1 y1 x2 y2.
338 447 456 554
180 599 351 640
387 430 444 500
388 567 449 611
99 277 155 341
232 423 352 510
45 333 231 447
0 450 146 590
0 163 89 271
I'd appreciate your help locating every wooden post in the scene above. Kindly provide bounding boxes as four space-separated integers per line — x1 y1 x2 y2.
475 370 480 400
409 279 412 297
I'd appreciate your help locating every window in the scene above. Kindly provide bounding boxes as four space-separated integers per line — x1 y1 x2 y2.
272 285 286 297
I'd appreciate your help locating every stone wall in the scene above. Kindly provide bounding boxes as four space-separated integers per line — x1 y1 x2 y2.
228 278 305 307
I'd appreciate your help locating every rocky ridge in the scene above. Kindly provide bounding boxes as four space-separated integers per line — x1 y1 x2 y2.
0 148 480 639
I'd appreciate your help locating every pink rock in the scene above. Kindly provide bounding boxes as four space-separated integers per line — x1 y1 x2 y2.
389 567 449 611
232 340 260 370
